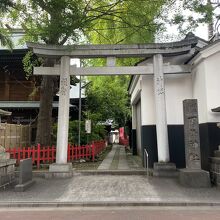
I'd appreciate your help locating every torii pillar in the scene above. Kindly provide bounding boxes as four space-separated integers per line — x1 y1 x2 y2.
152 54 176 177
47 56 73 178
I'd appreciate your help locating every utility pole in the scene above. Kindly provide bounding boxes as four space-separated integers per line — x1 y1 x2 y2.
78 76 82 146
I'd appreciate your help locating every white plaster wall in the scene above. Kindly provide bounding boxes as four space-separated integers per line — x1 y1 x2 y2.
139 74 192 126
130 76 141 105
132 105 136 129
141 75 156 125
165 74 193 124
191 41 220 124
131 48 220 127
131 73 193 126
192 61 208 124
204 52 220 123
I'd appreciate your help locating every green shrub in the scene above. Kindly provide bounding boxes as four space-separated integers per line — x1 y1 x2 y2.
53 120 106 145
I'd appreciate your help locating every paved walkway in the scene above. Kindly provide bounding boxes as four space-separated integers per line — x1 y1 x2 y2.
1 175 220 205
2 207 220 220
1 145 220 206
98 144 143 170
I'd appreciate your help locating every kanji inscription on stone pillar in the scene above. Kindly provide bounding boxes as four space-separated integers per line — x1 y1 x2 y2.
183 99 201 169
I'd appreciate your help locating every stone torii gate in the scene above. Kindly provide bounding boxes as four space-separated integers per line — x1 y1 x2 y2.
27 37 195 177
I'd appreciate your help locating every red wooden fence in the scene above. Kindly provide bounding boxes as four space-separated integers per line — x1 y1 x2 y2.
6 140 106 169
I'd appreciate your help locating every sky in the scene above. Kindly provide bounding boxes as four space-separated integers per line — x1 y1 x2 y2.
155 0 210 42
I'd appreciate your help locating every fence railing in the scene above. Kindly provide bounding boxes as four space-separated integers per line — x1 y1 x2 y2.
6 140 106 169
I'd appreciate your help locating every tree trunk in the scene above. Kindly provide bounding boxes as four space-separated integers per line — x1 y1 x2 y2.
36 59 57 146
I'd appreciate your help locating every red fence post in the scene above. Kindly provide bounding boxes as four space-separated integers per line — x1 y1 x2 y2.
92 142 95 162
47 146 50 163
28 147 31 158
86 145 88 160
32 146 35 166
52 145 55 163
68 144 70 162
71 145 74 161
42 147 45 164
76 145 78 160
22 147 25 159
37 144 40 169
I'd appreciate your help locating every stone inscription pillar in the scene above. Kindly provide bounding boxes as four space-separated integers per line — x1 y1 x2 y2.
179 99 210 187
153 54 170 162
183 99 201 169
56 56 70 164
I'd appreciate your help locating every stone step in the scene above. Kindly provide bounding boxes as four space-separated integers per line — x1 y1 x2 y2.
153 162 177 178
153 162 176 171
179 169 211 188
153 170 179 178
214 150 220 158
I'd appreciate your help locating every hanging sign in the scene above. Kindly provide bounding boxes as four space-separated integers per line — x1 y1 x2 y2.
85 120 91 134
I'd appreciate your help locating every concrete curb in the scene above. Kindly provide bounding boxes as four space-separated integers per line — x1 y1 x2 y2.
74 170 149 176
15 170 150 178
0 201 220 208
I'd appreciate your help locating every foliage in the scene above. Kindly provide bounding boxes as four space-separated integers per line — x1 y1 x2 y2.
84 1 166 127
53 120 106 145
23 51 43 79
2 0 168 144
0 0 14 49
85 75 130 127
168 0 220 37
86 0 166 45
0 0 14 12
0 27 13 49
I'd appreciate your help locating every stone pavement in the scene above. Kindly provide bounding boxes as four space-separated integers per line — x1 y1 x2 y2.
1 144 220 207
1 207 220 220
98 144 143 170
1 175 220 206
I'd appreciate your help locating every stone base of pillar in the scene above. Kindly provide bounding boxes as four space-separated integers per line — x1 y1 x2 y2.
179 169 211 188
45 163 73 179
153 162 178 177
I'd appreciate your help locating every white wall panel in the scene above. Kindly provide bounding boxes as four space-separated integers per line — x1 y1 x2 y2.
141 75 156 125
204 52 220 123
192 61 208 123
165 74 193 124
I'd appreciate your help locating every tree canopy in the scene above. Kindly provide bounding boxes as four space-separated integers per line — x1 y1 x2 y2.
0 0 13 48
169 0 220 38
84 1 166 127
2 0 169 144
85 75 130 127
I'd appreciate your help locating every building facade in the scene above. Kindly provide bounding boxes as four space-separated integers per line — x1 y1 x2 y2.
128 35 220 170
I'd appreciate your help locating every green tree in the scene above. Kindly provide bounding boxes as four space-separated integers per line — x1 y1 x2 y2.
85 75 130 127
170 0 220 38
86 0 166 45
85 1 166 127
5 0 167 145
0 0 13 48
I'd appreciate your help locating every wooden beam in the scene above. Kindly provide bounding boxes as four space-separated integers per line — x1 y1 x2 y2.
34 65 191 76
